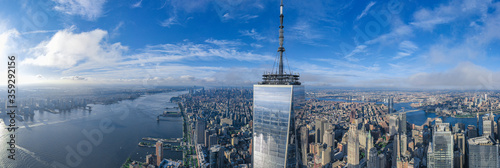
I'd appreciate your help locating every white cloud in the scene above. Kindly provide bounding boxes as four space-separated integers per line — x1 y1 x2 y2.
36 74 45 79
365 24 413 45
0 29 20 56
408 62 500 89
53 0 107 20
343 45 366 62
22 27 127 69
127 41 272 63
131 0 142 8
410 0 492 30
160 15 179 27
393 41 418 59
423 41 485 64
61 75 86 80
239 29 266 41
250 43 262 48
204 39 244 47
356 1 376 21
289 20 324 45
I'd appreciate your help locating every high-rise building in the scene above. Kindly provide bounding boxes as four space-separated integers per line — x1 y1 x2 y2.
388 97 394 113
323 129 335 148
321 145 331 165
468 135 500 168
482 112 495 138
210 145 225 168
455 133 466 168
156 141 163 167
453 123 465 133
252 1 305 167
467 125 478 139
367 147 379 168
347 124 359 168
398 113 406 134
366 132 379 168
196 119 206 145
316 119 326 144
378 154 386 168
400 134 407 157
209 134 218 149
204 130 211 147
393 133 400 167
497 118 500 141
389 115 399 137
427 123 453 168
300 126 309 167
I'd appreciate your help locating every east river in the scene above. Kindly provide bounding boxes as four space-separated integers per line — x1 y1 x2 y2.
0 91 187 168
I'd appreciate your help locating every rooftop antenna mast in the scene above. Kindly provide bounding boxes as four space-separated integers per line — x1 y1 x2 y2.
258 0 300 85
278 0 285 76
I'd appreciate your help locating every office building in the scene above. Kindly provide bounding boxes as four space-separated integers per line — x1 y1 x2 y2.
427 123 453 167
347 124 359 168
388 97 394 113
389 115 399 137
209 134 218 149
398 113 406 135
323 129 335 148
210 145 225 168
316 119 326 144
300 126 308 167
252 1 305 167
455 133 466 168
156 141 163 167
482 112 494 138
196 119 206 145
467 125 478 139
468 135 499 167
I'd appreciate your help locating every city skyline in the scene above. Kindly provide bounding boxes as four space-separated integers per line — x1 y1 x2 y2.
1 0 500 89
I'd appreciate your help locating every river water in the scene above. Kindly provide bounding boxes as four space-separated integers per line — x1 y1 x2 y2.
0 91 187 168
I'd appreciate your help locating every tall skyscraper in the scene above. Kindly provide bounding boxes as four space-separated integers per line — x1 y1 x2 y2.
468 136 500 168
323 129 335 148
497 118 500 141
252 1 305 167
156 141 163 167
393 133 400 167
428 123 454 168
400 134 407 157
389 115 399 137
316 119 326 144
455 133 466 168
347 124 359 168
300 126 309 167
366 131 378 168
388 97 394 113
196 119 206 145
482 111 494 138
398 113 406 135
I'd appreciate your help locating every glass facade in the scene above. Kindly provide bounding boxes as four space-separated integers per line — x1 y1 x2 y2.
252 85 304 168
429 123 453 168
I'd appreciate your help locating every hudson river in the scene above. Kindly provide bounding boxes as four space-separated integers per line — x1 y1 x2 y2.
0 91 186 168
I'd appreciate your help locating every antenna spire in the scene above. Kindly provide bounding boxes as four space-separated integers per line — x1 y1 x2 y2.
278 0 285 76
258 0 300 85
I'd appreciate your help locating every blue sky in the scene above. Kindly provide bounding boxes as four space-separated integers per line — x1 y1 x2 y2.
1 0 500 89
